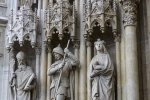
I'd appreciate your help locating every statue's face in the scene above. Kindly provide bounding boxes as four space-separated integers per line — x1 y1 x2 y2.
17 57 26 66
53 52 62 60
95 42 103 51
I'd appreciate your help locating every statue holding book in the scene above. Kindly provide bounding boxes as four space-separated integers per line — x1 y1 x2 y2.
9 51 36 100
47 41 79 100
88 39 115 100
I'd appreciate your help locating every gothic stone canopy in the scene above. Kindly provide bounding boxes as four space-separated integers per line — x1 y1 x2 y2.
6 1 39 50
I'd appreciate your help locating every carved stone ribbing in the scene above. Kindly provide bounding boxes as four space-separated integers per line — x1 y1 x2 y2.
123 1 137 26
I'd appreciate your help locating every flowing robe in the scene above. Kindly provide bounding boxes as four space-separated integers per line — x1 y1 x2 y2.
88 54 115 100
11 66 36 100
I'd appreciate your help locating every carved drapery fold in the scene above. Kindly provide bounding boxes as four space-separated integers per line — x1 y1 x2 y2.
6 1 39 50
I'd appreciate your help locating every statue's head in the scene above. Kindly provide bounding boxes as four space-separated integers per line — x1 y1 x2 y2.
16 51 26 66
94 39 108 54
52 44 64 60
94 39 105 51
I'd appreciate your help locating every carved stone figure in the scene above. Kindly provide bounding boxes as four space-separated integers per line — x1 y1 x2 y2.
88 39 115 100
47 45 79 100
9 51 36 100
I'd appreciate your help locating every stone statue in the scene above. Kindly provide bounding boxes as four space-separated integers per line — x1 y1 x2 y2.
18 0 36 7
9 51 36 100
47 45 79 100
88 39 115 100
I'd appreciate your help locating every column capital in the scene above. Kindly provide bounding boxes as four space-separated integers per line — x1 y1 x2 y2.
86 38 92 47
47 44 52 53
122 1 138 27
35 47 41 55
114 34 121 42
73 40 80 49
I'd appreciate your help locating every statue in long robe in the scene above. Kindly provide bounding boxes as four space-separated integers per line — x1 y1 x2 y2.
9 51 36 100
88 39 115 100
47 45 79 100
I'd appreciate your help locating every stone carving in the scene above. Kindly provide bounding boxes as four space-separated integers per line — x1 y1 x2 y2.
18 0 36 7
9 51 36 100
6 1 39 50
44 0 77 41
84 0 117 36
47 44 79 100
122 1 137 26
0 6 7 17
88 39 115 100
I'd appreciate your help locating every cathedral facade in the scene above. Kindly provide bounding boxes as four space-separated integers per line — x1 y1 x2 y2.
0 0 150 100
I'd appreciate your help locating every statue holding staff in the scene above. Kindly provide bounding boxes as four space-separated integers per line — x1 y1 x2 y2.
9 51 36 100
47 42 79 100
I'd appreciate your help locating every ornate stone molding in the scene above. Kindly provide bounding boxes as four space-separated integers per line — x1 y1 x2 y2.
47 43 52 53
35 47 41 55
84 0 117 36
114 34 121 42
122 1 137 27
86 38 92 47
44 0 77 42
6 1 39 50
73 39 80 49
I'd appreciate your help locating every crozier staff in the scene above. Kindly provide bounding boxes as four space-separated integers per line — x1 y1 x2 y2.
10 51 36 100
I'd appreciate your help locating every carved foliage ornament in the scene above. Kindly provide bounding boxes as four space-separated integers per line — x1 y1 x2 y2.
123 1 137 26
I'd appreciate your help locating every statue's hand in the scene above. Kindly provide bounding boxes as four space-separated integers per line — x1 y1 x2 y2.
58 61 65 70
64 48 70 55
24 83 36 91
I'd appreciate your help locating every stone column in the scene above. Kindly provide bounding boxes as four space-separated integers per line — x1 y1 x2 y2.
86 40 92 100
73 40 80 100
40 0 49 99
79 0 87 100
8 49 16 100
122 1 139 100
40 42 47 100
35 47 41 100
47 45 52 100
38 0 42 16
114 34 122 100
